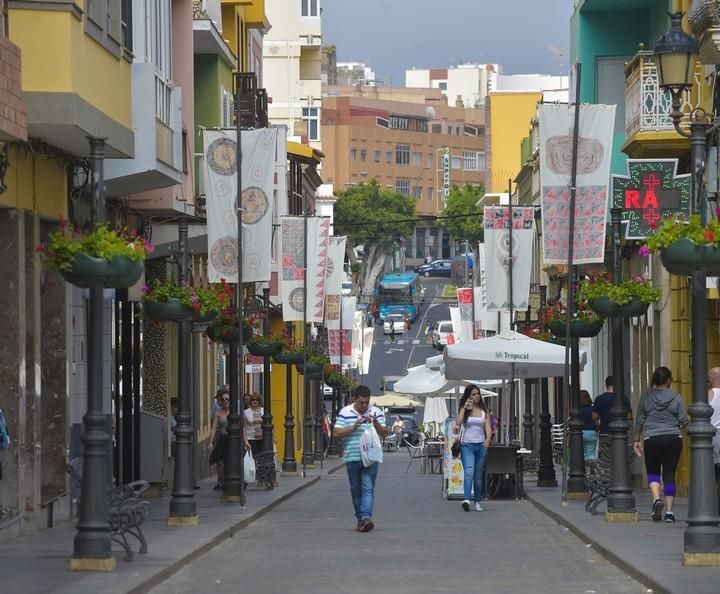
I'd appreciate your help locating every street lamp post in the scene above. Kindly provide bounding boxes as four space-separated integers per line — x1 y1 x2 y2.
282 321 297 473
168 219 198 524
606 208 636 520
71 137 115 571
261 288 276 485
654 13 720 563
536 285 558 486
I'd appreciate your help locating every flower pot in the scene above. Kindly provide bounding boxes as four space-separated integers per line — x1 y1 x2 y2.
60 254 143 289
295 362 322 375
548 318 605 339
191 311 218 324
326 377 345 389
144 298 195 322
660 238 720 275
589 296 649 318
272 351 304 365
207 325 252 343
246 341 283 357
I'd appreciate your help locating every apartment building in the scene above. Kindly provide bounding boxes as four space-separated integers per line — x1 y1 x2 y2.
322 87 486 261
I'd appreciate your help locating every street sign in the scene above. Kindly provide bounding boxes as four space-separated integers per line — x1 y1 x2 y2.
612 159 691 239
442 148 450 202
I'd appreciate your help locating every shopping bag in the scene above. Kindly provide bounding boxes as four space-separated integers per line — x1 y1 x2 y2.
360 424 383 467
244 450 256 482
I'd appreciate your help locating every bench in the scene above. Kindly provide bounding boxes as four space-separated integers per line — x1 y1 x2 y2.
584 447 610 514
67 459 151 561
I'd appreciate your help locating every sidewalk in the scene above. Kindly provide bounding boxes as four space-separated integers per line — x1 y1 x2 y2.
524 475 720 594
0 459 344 594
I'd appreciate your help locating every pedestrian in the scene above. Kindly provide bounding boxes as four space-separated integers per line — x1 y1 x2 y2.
244 392 263 456
404 316 410 332
633 366 688 523
210 388 224 420
707 367 720 511
424 320 433 336
592 375 633 459
321 407 332 452
455 384 492 512
333 384 388 532
388 318 396 343
579 390 598 461
209 391 230 490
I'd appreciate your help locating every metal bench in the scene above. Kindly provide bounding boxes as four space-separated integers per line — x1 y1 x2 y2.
584 449 610 515
67 459 150 561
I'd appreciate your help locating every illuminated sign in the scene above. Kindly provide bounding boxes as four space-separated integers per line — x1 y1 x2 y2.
611 159 690 239
442 148 450 202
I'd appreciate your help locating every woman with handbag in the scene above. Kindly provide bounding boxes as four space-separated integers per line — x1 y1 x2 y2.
454 384 492 512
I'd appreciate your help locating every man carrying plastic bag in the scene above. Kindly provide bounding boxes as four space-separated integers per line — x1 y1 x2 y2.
334 385 388 533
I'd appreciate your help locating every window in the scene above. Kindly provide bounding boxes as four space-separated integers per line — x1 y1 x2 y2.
463 151 479 171
388 116 428 132
412 186 422 199
411 152 422 166
86 0 123 55
386 151 392 164
302 107 320 141
221 86 234 128
427 153 433 168
350 148 357 161
374 150 381 162
395 144 410 166
439 82 448 91
451 156 462 170
396 178 410 196
121 0 132 51
431 124 442 134
301 0 320 17
360 149 367 162
149 0 172 124
376 117 389 128
428 188 434 200
477 153 487 171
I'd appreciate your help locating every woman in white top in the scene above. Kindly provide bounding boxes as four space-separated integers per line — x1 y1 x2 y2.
244 393 264 456
455 384 493 512
708 367 720 508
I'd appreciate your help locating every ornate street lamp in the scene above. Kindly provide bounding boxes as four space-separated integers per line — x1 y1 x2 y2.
654 13 720 564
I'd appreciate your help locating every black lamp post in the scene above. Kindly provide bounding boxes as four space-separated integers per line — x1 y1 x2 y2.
168 219 198 524
536 285 558 486
606 208 636 519
260 288 276 486
71 137 115 571
282 321 297 473
654 13 720 563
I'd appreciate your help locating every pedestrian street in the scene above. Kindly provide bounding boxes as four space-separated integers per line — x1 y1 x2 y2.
149 454 646 594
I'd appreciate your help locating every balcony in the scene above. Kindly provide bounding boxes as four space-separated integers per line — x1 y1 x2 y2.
621 50 704 158
0 36 27 142
193 0 235 67
104 63 183 195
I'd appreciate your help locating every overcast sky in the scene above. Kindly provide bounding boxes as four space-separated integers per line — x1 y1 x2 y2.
323 0 572 85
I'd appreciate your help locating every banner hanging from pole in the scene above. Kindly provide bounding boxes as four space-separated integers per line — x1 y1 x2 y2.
203 127 278 283
324 236 347 329
483 206 534 311
539 103 615 264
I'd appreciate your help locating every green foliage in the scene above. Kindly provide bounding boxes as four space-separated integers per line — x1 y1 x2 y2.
644 215 720 251
439 184 485 246
544 300 602 323
246 319 291 347
577 272 661 305
333 181 416 250
142 277 231 317
39 223 152 271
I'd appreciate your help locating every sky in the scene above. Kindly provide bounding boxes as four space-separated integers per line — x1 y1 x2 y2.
322 0 573 86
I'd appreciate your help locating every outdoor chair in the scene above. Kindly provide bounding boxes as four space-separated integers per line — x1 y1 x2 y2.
550 423 565 463
485 445 522 500
383 432 400 452
404 442 427 473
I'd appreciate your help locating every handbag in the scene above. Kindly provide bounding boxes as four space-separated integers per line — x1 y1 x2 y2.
451 425 464 458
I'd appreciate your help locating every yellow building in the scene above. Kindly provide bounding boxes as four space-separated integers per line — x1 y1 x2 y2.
487 91 542 193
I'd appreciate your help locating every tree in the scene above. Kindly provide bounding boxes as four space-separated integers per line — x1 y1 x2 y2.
439 183 485 247
334 181 415 300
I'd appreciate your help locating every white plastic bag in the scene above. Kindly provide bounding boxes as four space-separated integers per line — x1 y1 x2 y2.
244 450 256 482
360 424 384 467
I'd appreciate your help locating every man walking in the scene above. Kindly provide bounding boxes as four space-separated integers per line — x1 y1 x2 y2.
334 385 388 532
592 376 633 458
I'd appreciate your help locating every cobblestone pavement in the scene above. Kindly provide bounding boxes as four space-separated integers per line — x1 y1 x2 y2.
150 454 647 594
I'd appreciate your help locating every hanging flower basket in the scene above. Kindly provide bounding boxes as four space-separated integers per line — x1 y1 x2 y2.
325 376 345 389
206 324 252 344
589 296 649 318
190 311 218 324
272 351 304 365
247 341 283 357
295 362 322 375
659 238 720 275
60 253 144 289
144 298 195 322
548 318 605 339
307 371 323 381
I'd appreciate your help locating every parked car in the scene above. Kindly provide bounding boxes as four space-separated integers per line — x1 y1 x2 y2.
322 383 333 396
432 320 454 350
416 259 452 277
383 313 406 335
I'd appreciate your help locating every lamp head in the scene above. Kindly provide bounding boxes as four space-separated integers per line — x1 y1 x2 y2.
653 12 699 95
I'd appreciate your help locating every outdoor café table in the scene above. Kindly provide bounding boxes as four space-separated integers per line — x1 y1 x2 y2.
485 444 523 500
424 440 444 474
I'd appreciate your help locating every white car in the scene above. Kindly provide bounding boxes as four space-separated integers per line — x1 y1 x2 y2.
432 320 454 349
383 314 406 335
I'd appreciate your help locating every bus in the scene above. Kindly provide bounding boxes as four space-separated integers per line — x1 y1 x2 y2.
376 272 422 321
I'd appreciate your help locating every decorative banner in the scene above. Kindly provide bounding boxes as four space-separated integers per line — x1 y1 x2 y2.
612 159 690 239
342 295 356 330
279 216 330 322
324 236 347 328
456 287 474 343
539 103 616 264
327 329 352 365
204 128 278 283
483 207 534 311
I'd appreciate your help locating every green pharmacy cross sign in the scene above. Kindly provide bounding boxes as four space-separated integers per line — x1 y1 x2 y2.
612 159 690 239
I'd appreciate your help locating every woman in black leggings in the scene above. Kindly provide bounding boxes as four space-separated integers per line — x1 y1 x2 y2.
633 366 688 523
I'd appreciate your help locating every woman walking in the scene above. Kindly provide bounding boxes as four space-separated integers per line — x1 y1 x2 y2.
209 391 230 490
580 390 598 461
634 366 688 523
455 384 492 512
244 393 264 456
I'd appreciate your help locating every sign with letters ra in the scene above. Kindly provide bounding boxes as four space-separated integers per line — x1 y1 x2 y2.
612 159 690 239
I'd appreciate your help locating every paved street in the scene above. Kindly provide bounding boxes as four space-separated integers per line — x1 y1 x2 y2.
150 454 646 594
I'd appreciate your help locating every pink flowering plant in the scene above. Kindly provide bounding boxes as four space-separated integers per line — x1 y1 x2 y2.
577 272 661 306
642 214 720 254
142 277 230 317
37 220 152 272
